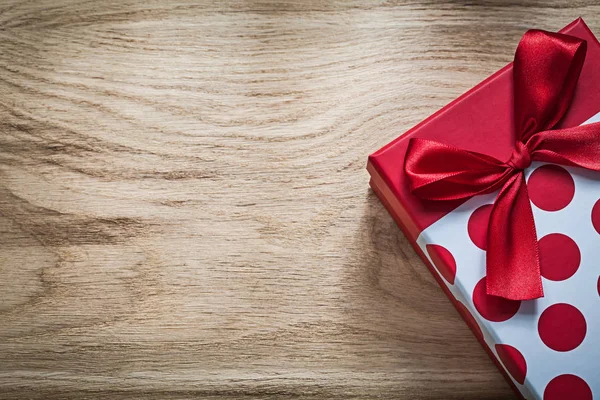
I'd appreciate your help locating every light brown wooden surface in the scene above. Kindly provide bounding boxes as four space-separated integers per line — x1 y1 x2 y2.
1 1 599 399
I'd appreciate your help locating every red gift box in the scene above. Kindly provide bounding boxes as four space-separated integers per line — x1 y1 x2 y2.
367 18 600 400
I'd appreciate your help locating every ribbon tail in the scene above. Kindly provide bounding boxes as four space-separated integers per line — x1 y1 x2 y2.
486 172 543 300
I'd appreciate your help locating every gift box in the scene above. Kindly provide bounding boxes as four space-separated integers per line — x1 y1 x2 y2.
367 18 600 400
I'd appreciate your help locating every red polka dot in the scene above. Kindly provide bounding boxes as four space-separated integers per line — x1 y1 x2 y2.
539 234 580 281
592 199 600 235
468 204 493 250
473 277 521 322
528 165 575 211
597 276 600 297
426 244 456 285
495 344 527 385
538 303 586 351
544 374 592 400
456 302 483 341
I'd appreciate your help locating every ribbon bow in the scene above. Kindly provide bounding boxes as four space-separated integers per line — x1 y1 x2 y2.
404 29 600 300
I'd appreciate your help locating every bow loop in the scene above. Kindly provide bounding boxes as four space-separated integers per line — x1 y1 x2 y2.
514 30 587 141
405 138 508 201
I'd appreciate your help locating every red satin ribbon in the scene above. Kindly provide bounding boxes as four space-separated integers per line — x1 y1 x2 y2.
405 29 600 300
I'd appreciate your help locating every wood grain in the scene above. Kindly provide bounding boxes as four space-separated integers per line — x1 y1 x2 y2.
1 1 599 398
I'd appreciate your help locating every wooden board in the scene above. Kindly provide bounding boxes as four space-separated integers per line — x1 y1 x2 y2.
1 1 598 398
